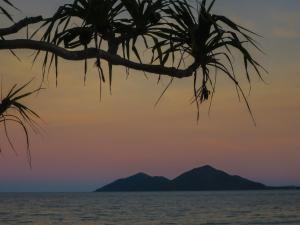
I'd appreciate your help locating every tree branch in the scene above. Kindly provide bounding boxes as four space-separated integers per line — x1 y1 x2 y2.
0 39 199 78
0 16 44 36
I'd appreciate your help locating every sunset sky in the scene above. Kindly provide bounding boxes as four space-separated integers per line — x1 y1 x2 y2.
0 0 300 192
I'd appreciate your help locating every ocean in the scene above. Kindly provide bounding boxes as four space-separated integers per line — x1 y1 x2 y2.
0 191 299 225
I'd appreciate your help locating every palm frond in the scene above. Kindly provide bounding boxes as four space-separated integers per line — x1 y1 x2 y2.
0 80 42 168
27 0 264 122
0 0 19 22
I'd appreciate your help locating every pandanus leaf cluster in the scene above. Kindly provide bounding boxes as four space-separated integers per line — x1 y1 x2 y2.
0 80 41 167
32 0 264 120
153 0 265 120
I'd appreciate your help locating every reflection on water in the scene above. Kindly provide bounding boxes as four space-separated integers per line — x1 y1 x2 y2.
0 191 300 225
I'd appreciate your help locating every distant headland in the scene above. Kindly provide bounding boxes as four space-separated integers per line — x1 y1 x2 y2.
95 165 300 192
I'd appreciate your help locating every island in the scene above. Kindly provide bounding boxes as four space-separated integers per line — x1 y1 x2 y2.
96 165 298 192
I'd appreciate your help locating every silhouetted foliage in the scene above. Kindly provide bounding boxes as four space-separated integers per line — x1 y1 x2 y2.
0 0 18 22
0 0 265 164
30 0 264 119
0 1 42 164
0 80 42 167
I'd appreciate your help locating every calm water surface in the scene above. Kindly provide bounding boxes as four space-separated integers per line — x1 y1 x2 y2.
0 191 300 225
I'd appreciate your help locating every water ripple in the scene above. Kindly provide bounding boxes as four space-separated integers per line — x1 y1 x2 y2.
0 191 299 225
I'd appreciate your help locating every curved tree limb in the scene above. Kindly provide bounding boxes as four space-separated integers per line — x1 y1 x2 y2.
0 16 43 36
0 39 199 78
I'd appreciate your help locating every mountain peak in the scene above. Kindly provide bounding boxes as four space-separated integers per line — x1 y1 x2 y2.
131 172 150 178
196 165 216 171
184 165 219 175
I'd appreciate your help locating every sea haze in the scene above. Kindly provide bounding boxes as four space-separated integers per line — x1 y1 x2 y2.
0 191 300 225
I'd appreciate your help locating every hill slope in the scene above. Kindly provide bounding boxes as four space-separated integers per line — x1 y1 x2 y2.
171 165 266 190
96 173 171 192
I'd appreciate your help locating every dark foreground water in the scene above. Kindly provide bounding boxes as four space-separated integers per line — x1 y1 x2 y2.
0 191 300 225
